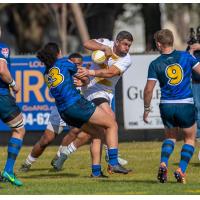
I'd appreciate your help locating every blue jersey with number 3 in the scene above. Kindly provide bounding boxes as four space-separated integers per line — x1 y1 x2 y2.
45 57 82 111
148 50 199 101
0 42 11 95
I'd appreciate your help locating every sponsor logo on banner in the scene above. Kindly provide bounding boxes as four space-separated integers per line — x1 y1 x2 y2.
1 48 9 58
122 54 164 130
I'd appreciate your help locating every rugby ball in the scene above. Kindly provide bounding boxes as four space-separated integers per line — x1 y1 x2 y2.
91 50 106 64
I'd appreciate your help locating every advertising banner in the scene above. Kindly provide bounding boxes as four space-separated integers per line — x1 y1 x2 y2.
0 56 91 131
122 54 164 130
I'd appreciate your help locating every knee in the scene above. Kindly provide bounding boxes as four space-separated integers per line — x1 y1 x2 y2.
38 135 53 149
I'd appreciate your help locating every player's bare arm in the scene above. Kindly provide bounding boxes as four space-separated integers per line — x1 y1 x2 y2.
76 65 121 78
83 39 112 57
0 59 20 93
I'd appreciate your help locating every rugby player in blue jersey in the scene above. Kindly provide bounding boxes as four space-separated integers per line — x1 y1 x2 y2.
143 29 200 184
37 42 124 174
0 27 25 186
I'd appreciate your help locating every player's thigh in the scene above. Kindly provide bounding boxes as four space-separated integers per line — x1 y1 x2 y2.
159 103 176 128
175 103 196 129
0 94 25 137
87 106 117 130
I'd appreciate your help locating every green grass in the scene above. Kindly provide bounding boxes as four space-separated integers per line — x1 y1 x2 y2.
0 141 200 194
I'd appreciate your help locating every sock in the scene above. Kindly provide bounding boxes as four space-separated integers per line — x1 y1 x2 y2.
104 145 109 158
25 153 37 165
92 164 101 176
108 148 118 166
160 139 175 167
60 142 77 156
179 144 195 173
56 145 62 157
4 137 23 174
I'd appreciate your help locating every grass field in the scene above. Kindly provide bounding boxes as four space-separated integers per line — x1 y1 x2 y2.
0 141 200 195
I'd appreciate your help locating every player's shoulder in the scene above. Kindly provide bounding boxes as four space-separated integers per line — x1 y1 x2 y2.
0 42 10 59
95 38 112 46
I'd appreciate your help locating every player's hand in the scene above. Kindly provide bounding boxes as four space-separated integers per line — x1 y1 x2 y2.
143 110 150 124
189 43 200 54
73 77 83 87
104 46 112 58
76 68 89 78
11 84 20 94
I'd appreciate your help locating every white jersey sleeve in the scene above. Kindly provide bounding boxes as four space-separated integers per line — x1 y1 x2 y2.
113 54 132 74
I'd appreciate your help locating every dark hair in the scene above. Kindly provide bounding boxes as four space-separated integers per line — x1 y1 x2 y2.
116 31 133 42
154 29 174 47
37 42 60 71
68 52 83 60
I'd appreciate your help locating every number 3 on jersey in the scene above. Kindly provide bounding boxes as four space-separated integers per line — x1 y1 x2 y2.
165 64 183 85
45 67 64 88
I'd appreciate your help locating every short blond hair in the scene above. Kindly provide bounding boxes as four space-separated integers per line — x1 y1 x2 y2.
154 29 174 47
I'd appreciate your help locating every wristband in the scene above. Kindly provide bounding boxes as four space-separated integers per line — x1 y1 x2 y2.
9 79 16 87
144 105 151 112
89 70 96 76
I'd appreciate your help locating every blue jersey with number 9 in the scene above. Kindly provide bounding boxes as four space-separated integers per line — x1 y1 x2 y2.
148 50 199 101
44 57 82 111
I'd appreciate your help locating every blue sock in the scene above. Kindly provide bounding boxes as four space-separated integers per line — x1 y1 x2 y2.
4 137 23 174
179 144 195 173
160 139 175 167
108 148 118 166
92 164 101 176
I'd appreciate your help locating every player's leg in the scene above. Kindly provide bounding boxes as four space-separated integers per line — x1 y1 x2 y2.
52 128 91 170
0 94 25 186
157 103 177 183
157 127 177 183
98 102 128 166
90 138 107 177
82 106 130 174
19 126 59 172
174 103 196 184
175 125 196 184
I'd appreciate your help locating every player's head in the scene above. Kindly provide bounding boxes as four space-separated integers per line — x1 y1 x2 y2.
154 29 174 50
114 31 133 56
68 53 83 68
37 42 61 71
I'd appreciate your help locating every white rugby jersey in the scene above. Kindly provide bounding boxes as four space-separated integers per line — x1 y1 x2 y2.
82 38 132 95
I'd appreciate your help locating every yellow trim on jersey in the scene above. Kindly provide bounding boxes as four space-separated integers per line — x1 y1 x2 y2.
111 53 119 61
98 63 108 69
94 77 112 87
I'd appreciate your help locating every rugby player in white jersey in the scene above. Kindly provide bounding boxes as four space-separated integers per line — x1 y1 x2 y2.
53 31 133 176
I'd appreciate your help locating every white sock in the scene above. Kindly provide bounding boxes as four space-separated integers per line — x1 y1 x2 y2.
104 145 109 157
61 142 77 156
56 145 62 157
25 153 37 165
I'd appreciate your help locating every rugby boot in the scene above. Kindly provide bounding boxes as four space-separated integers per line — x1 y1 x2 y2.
91 171 108 178
157 162 168 183
107 163 132 174
174 168 186 184
1 171 23 186
19 163 31 172
53 153 68 171
51 154 59 168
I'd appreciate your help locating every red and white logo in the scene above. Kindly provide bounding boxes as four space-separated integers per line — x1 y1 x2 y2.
1 48 9 58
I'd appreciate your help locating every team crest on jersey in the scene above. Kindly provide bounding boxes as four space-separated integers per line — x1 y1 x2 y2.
1 48 9 58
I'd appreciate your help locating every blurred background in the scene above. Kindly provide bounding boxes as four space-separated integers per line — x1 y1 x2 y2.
0 3 200 55
0 3 200 143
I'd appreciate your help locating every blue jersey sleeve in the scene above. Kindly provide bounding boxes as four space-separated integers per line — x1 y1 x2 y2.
147 61 158 80
188 53 199 69
65 60 78 75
